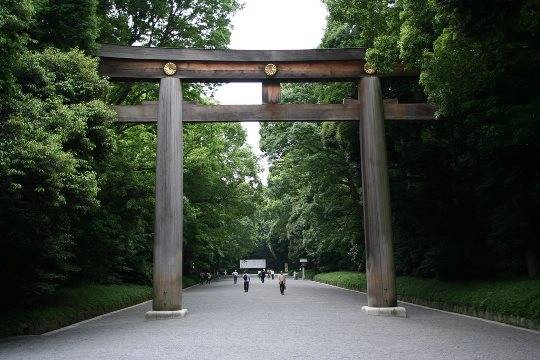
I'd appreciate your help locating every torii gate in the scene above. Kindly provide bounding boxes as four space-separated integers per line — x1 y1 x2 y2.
98 44 436 319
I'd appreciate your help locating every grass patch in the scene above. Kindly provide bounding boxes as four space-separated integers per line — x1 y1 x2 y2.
313 271 367 291
183 274 199 288
313 271 540 330
303 269 321 280
1 275 200 338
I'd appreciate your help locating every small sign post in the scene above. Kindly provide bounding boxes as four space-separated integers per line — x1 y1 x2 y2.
300 258 308 280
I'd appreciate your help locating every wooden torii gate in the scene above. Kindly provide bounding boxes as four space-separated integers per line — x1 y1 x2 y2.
99 44 436 319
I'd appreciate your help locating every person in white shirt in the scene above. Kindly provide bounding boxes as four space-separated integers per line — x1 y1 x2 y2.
243 272 250 292
278 271 287 295
232 270 239 284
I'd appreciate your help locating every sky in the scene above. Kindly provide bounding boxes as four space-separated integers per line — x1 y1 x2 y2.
213 0 328 185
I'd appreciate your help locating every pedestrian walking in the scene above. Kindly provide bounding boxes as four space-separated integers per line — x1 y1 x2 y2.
271 270 275 280
206 272 212 284
260 269 265 283
200 271 206 285
243 272 250 292
232 270 239 284
278 271 287 295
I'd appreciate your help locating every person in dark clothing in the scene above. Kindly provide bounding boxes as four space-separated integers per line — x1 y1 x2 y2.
260 269 265 283
200 272 206 285
243 272 250 292
278 271 286 295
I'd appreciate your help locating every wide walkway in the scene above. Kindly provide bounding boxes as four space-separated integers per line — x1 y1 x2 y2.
0 278 539 359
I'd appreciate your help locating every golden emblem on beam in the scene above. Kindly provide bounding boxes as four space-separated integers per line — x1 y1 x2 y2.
363 63 377 75
163 62 177 76
264 63 278 77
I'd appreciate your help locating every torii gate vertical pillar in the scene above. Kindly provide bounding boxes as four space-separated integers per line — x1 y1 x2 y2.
358 76 406 317
145 77 188 319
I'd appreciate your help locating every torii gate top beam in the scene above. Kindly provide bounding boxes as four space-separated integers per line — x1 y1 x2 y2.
98 44 416 82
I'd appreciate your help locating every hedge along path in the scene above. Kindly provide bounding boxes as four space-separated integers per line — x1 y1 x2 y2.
313 271 540 331
1 277 201 338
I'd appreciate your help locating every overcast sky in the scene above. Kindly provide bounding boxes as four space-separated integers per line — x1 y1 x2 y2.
213 0 328 185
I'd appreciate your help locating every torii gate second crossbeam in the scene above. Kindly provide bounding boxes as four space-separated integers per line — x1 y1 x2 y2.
99 44 436 319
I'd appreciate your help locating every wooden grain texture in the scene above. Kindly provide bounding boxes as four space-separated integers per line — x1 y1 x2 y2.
99 44 367 61
187 104 360 121
384 103 436 120
113 102 435 123
99 45 420 81
262 82 281 104
99 58 366 82
358 76 397 308
153 77 183 311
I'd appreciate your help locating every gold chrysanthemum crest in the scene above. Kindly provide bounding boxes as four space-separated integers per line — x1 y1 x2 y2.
363 62 377 75
163 62 177 76
264 63 278 77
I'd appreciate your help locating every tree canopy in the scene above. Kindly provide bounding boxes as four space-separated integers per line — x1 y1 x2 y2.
0 0 259 307
257 0 539 280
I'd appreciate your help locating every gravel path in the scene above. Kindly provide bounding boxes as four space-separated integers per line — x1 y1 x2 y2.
0 278 538 360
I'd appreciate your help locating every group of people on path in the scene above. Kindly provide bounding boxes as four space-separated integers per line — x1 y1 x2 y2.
257 269 276 281
199 271 212 285
231 269 287 295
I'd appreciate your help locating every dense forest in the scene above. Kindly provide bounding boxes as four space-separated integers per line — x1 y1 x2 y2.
0 0 261 307
1 0 538 310
257 0 540 280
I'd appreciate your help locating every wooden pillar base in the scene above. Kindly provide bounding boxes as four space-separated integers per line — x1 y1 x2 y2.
361 306 406 318
145 309 188 320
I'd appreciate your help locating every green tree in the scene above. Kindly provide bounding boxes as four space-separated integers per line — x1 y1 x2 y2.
0 0 260 307
184 123 261 272
260 0 540 279
0 0 34 115
98 0 241 48
32 0 99 52
0 49 115 305
259 83 363 272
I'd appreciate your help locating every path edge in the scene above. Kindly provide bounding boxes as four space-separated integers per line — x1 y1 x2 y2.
41 283 199 336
